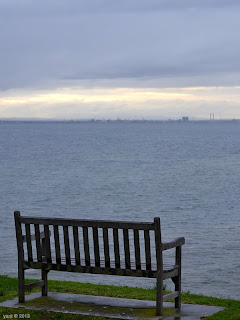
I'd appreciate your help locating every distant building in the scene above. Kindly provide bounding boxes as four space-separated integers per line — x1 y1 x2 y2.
182 117 189 122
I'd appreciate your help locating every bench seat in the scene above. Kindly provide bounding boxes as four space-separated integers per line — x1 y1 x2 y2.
23 258 178 279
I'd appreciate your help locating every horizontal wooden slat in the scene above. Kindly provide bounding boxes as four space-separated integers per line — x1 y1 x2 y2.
24 280 44 290
19 216 154 230
23 256 175 272
162 268 179 280
22 260 158 278
162 291 179 302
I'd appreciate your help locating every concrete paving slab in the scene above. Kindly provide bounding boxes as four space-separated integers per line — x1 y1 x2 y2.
0 292 224 319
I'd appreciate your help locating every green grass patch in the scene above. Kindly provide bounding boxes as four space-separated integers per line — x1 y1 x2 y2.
0 275 239 319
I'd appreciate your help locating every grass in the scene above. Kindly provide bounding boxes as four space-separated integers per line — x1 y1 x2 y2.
0 275 240 319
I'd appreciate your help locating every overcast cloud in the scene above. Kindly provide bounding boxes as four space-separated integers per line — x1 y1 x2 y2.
0 1 240 118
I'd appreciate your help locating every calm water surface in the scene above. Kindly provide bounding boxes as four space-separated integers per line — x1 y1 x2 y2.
0 121 239 299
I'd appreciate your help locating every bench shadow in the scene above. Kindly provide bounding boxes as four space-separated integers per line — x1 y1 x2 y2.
1 292 223 320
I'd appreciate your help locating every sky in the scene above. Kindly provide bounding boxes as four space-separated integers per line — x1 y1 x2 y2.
0 0 240 120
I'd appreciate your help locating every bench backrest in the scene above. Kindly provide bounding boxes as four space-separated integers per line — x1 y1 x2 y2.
15 211 163 272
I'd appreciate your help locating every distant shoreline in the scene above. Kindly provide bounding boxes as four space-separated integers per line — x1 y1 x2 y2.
0 118 240 123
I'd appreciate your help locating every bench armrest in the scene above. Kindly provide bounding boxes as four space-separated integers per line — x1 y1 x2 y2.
162 237 185 251
22 231 51 243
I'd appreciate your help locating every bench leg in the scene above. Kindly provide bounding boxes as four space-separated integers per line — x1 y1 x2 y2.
18 267 25 303
172 275 181 308
156 271 163 316
41 269 48 296
174 246 182 309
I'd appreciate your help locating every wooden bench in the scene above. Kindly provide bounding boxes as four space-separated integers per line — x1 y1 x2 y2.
14 211 185 316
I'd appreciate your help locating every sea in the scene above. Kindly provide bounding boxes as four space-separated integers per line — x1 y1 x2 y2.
0 120 239 300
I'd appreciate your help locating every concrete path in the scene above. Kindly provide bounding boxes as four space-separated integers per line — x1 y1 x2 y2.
0 292 224 319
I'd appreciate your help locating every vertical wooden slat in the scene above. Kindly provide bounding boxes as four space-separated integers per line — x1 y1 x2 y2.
92 227 100 267
144 230 151 270
123 229 131 269
154 217 162 270
103 228 110 267
73 226 81 265
42 238 46 257
25 224 33 262
44 225 52 263
113 228 120 268
53 225 61 264
83 227 90 266
134 229 141 269
63 226 71 265
34 224 42 262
